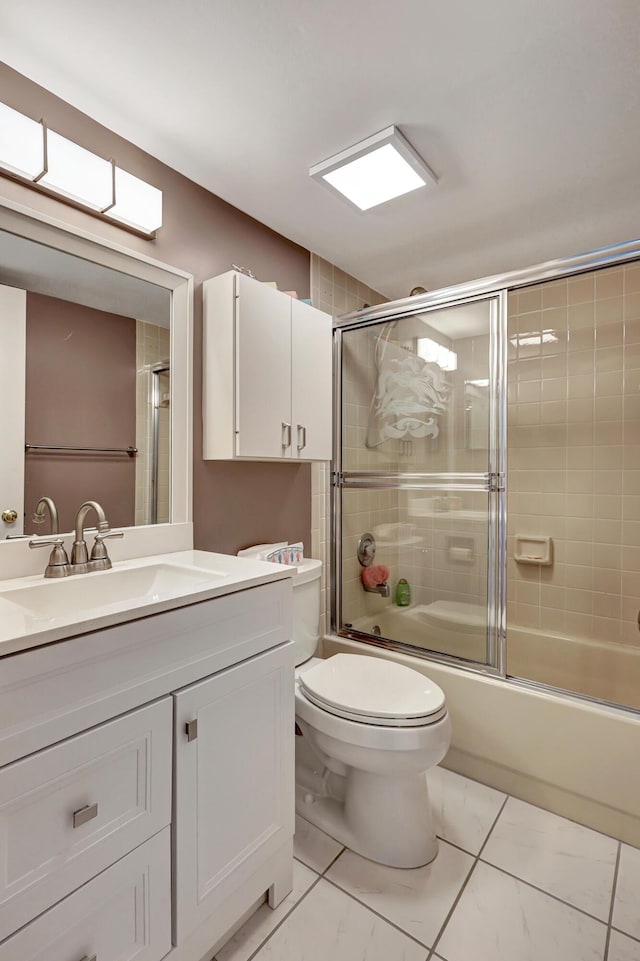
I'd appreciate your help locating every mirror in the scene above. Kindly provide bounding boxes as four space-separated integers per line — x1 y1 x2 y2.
0 208 190 540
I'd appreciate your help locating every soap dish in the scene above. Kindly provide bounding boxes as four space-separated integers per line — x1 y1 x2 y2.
514 535 553 566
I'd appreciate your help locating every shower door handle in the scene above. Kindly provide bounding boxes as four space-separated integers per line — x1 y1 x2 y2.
281 422 292 449
297 424 307 451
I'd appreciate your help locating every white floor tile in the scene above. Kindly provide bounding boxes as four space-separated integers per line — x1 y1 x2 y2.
293 813 344 873
613 844 640 940
436 861 607 961
325 840 474 948
481 796 618 920
215 861 317 961
250 877 428 961
428 766 506 855
609 931 640 961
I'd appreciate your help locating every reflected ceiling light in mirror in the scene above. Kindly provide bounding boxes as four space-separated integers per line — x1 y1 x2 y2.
104 167 163 234
38 130 113 210
0 103 44 180
310 125 437 211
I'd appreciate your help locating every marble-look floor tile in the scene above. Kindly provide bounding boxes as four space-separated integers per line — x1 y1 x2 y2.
293 813 344 873
613 844 640 939
215 861 317 961
481 796 618 920
436 862 606 961
325 840 474 948
250 877 428 961
428 766 506 855
608 931 640 961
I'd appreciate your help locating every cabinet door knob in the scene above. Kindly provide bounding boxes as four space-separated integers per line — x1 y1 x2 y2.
186 719 198 741
72 802 98 828
281 422 292 449
296 424 307 451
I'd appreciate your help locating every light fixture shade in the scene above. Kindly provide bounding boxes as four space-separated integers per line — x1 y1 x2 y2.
0 103 45 180
39 130 113 210
310 125 437 211
104 167 162 234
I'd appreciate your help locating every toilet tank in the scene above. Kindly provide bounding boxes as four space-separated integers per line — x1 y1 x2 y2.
291 558 322 666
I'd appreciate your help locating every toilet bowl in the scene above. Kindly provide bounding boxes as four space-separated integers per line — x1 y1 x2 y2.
289 559 452 869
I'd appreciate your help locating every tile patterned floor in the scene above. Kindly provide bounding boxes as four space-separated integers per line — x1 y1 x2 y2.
214 766 640 961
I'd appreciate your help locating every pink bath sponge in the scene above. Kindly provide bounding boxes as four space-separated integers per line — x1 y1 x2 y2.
361 565 390 588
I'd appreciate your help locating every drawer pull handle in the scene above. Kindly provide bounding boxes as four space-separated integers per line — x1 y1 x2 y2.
186 719 198 741
78 956 97 961
72 803 98 829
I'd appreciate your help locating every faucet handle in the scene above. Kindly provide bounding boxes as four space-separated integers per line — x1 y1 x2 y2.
29 537 70 578
90 530 124 568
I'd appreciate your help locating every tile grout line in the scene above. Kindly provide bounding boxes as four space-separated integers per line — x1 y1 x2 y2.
603 842 622 961
321 873 436 952
427 793 510 960
217 869 324 961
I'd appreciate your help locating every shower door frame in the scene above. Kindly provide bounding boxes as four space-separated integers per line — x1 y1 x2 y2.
332 289 508 677
330 234 640 700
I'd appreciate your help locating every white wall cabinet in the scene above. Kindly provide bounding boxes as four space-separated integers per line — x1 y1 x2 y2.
2 580 294 961
203 270 332 461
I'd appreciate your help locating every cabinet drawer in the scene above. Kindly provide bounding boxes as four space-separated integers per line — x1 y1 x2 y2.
0 699 171 941
0 828 171 961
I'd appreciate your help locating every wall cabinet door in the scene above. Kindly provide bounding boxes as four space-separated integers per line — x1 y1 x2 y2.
203 270 332 461
172 643 294 945
235 274 292 458
291 298 332 460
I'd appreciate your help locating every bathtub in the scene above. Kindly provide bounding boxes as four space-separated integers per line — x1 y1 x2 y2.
323 628 640 847
353 606 640 712
353 602 486 663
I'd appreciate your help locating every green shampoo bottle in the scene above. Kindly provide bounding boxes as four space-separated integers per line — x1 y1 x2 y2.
395 578 411 606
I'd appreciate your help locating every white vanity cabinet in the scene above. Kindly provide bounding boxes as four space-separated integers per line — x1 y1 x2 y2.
203 270 332 461
173 643 294 943
0 575 294 961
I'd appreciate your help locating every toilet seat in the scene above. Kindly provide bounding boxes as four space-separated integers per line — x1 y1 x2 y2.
298 653 446 728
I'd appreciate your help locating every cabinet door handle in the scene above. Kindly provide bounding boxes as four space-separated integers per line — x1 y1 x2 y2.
78 955 97 961
297 424 307 451
72 803 98 829
186 719 198 741
281 422 292 449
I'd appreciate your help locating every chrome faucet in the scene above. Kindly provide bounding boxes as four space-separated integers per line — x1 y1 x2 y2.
362 582 391 598
32 496 60 534
29 500 124 577
71 500 125 572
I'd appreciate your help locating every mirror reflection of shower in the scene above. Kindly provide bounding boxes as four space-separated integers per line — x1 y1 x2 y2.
135 317 171 525
151 363 170 524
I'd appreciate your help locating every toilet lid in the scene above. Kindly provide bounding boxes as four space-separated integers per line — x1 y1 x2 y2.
298 653 446 726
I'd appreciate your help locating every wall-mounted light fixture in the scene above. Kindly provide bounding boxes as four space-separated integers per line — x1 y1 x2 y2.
0 101 162 237
310 125 437 211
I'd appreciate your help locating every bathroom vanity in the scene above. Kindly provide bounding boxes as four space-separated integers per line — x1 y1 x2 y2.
0 552 294 961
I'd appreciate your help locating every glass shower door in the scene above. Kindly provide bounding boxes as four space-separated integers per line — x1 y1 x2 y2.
334 292 506 671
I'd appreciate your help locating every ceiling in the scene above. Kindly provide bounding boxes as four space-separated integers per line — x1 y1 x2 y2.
2 0 640 299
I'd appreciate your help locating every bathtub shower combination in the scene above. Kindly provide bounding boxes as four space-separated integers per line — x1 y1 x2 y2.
332 242 640 716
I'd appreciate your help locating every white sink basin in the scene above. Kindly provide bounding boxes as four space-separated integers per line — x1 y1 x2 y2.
0 563 225 620
0 550 292 654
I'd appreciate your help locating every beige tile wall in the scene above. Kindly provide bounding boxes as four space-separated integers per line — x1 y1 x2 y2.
135 321 171 526
310 254 387 633
506 262 640 651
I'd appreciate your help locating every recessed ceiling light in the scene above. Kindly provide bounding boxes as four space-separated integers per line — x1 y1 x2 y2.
310 125 437 211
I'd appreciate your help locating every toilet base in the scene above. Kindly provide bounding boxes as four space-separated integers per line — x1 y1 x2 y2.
295 767 438 869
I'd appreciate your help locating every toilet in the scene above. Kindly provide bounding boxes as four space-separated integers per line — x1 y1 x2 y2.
292 559 451 869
